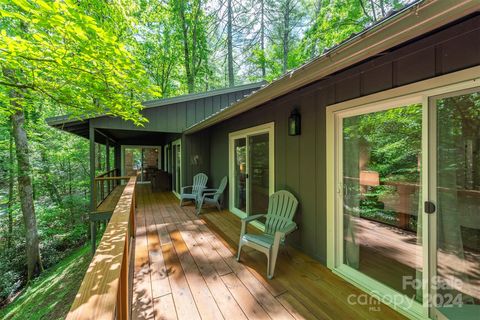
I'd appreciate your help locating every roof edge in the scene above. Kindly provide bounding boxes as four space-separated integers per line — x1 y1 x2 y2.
142 81 265 108
46 81 265 126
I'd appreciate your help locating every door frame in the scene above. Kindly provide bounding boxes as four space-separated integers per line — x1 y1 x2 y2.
228 122 275 220
428 86 480 320
121 145 162 180
171 138 182 198
326 66 480 319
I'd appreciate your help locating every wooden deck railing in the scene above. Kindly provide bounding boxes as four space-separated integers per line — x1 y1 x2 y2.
93 169 132 208
67 176 137 320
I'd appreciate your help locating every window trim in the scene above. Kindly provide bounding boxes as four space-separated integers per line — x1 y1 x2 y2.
326 66 480 319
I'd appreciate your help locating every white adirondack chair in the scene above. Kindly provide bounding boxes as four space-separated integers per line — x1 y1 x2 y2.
237 190 299 279
196 176 228 215
180 173 208 207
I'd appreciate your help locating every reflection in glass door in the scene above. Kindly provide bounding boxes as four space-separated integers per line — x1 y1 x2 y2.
248 134 270 214
341 103 424 303
234 138 247 212
431 89 480 319
332 82 480 318
172 139 182 196
124 146 160 182
229 123 274 217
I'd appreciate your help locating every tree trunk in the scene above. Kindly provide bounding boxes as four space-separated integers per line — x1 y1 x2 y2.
40 148 63 207
379 0 386 16
260 0 266 78
282 0 290 74
227 0 234 86
11 108 43 281
311 0 323 58
178 1 194 93
369 0 377 21
7 121 14 249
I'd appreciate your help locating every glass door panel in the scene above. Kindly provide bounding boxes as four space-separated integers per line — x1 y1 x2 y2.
248 133 270 214
234 138 247 213
124 147 142 178
172 140 181 195
342 103 423 302
432 89 480 318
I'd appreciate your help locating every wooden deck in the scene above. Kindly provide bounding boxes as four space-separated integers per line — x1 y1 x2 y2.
97 184 126 213
132 184 406 320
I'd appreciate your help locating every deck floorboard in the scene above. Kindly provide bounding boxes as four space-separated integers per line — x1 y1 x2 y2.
132 185 406 320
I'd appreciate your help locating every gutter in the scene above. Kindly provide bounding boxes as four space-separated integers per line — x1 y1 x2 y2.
184 0 480 134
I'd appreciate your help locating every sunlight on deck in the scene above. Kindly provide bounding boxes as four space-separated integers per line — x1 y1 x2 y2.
131 185 406 320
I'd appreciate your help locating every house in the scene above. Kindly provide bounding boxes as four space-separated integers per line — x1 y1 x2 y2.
48 1 480 319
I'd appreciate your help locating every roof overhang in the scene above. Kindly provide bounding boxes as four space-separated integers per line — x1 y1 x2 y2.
185 0 480 134
46 81 265 139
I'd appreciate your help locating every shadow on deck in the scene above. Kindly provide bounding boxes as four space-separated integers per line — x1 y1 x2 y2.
132 184 406 320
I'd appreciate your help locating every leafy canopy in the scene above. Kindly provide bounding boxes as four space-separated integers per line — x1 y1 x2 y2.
0 0 159 124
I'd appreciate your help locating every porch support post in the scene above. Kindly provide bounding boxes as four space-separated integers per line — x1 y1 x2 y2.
89 124 95 211
114 144 121 177
106 139 110 172
106 139 110 193
89 124 96 253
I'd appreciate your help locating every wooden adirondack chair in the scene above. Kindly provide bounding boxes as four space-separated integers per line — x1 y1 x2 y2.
180 173 208 206
237 190 299 279
196 176 228 215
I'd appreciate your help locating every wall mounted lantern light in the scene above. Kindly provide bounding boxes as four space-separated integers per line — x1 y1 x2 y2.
288 109 301 136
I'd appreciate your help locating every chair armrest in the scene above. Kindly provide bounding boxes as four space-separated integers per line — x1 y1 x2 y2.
241 214 266 223
275 222 297 237
181 185 193 193
273 222 297 251
202 188 218 193
201 192 217 197
240 214 266 237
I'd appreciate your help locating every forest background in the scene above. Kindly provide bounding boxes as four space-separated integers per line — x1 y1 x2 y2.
0 0 409 309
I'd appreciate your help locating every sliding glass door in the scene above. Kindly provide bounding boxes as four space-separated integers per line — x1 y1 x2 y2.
229 123 274 217
340 102 424 306
123 146 160 182
171 139 182 196
430 89 480 319
331 83 480 319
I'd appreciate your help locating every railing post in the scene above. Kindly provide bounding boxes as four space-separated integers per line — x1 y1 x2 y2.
92 180 97 210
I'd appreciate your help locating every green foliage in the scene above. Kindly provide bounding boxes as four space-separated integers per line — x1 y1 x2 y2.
0 0 158 123
0 0 416 310
0 245 91 320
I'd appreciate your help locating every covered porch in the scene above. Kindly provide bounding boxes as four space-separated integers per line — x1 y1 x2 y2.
131 184 405 319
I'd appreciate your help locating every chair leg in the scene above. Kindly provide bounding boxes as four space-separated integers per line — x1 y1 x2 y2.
196 198 203 215
268 247 279 280
236 242 243 261
266 250 272 279
215 201 221 211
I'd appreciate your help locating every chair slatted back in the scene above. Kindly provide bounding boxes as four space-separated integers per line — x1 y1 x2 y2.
264 191 298 235
192 173 208 194
213 176 228 201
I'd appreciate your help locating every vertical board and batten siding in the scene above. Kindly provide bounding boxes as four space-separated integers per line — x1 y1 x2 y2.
89 88 261 133
186 15 480 263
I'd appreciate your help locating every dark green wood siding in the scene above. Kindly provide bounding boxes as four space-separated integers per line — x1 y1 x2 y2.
185 15 480 264
89 88 261 134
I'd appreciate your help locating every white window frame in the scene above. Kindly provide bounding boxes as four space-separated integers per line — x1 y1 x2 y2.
228 122 275 225
326 66 480 320
171 138 182 198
